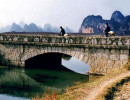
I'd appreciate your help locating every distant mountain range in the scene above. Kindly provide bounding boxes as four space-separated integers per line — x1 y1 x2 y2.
0 22 73 33
79 11 130 35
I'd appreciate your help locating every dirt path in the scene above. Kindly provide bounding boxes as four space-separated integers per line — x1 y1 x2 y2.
83 71 130 100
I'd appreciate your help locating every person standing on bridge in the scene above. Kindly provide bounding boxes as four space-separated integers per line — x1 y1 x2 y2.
59 26 66 36
105 23 111 37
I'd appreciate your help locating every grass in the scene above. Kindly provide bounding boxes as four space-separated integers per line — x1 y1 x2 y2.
32 60 130 100
32 88 57 100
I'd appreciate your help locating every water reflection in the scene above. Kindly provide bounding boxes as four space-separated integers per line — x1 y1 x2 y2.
25 69 89 89
0 68 89 99
0 54 91 99
62 57 89 74
0 94 29 100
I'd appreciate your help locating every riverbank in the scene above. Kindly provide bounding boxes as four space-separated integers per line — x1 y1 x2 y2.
32 61 130 100
83 71 130 100
58 61 130 100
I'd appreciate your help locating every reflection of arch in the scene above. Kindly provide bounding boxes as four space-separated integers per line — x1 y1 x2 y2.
25 68 89 89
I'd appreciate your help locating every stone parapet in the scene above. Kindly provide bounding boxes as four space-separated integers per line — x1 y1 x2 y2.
0 34 130 49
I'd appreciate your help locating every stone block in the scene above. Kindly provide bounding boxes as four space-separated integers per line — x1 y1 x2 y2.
47 47 52 52
52 38 56 43
120 55 128 60
101 39 107 45
123 50 129 54
66 48 71 55
34 38 39 42
24 38 28 42
118 41 122 45
55 47 59 52
92 39 97 45
79 53 84 61
111 49 115 54
107 40 112 45
102 54 109 58
74 52 80 59
0 36 3 40
83 56 89 63
122 60 128 65
69 39 73 43
124 39 130 45
42 38 48 43
87 59 92 65
110 54 119 60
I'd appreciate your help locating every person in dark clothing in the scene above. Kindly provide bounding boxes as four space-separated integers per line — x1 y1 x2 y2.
59 26 66 36
105 23 111 37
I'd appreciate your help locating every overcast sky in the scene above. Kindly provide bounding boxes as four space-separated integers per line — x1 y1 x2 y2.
0 0 130 32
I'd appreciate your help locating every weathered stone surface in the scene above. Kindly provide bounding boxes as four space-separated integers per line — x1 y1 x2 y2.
110 54 120 60
0 34 129 75
120 55 128 60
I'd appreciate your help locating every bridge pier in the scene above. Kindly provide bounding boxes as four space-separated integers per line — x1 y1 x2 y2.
86 48 129 74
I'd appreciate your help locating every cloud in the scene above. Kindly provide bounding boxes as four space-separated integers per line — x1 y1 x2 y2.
0 0 129 32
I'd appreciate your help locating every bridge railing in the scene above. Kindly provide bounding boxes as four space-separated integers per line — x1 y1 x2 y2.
0 34 130 49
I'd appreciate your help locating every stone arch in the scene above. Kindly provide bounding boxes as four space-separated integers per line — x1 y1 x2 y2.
20 47 90 66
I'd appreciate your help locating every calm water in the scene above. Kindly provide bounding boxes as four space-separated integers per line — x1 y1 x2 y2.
0 56 90 100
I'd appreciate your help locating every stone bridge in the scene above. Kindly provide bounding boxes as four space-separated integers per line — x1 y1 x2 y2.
0 34 129 74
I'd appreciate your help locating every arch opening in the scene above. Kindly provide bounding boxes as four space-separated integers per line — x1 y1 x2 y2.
25 53 71 71
25 52 89 74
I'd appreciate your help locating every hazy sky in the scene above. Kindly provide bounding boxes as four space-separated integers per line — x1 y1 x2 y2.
0 0 130 32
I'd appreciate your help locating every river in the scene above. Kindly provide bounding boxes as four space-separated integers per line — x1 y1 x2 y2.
0 55 91 100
